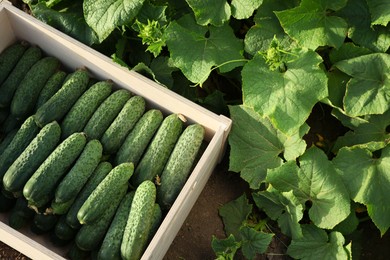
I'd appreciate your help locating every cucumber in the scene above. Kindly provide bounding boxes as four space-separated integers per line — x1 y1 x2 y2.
0 107 9 125
0 191 16 212
83 89 131 140
0 41 28 86
0 114 21 135
66 161 112 229
0 116 39 182
3 121 61 197
157 123 205 210
0 128 17 157
30 213 59 235
61 80 113 140
75 183 128 251
54 214 79 241
52 139 103 214
147 203 162 243
8 197 35 230
101 95 145 155
23 132 87 209
0 46 42 108
130 113 183 188
34 69 90 128
35 70 67 111
67 243 90 260
115 109 163 166
97 191 135 260
11 56 61 119
121 180 156 260
77 162 134 225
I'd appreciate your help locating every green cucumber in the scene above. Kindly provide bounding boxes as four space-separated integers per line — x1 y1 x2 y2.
67 243 90 260
0 128 17 157
35 70 67 111
77 162 134 225
0 107 9 125
75 183 128 251
83 89 131 140
8 197 35 230
101 95 145 155
66 161 112 229
61 81 113 140
61 80 113 140
0 116 39 182
0 46 42 107
0 41 28 86
130 113 183 188
97 191 135 260
3 121 61 197
121 180 156 260
23 132 87 209
52 139 103 214
11 56 61 119
34 69 90 128
147 203 162 243
0 114 21 135
0 191 16 212
115 109 163 166
54 214 79 241
30 213 59 235
157 123 205 210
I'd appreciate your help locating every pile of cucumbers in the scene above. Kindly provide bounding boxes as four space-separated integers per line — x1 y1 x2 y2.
0 41 205 260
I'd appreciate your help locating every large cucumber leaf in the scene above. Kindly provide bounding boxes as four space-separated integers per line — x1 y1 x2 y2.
266 147 351 229
275 0 348 50
333 144 390 235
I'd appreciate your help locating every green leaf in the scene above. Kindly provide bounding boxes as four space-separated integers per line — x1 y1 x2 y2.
253 189 303 239
287 225 351 260
332 109 390 151
30 2 99 45
333 53 390 117
149 57 178 88
219 194 252 240
83 0 146 42
329 42 373 64
267 146 351 229
240 226 274 259
242 48 327 135
228 105 307 188
366 0 390 26
333 145 390 235
165 14 244 85
212 234 240 260
275 0 348 50
136 1 167 24
244 0 298 55
337 0 390 52
230 0 263 20
333 204 359 236
185 0 231 26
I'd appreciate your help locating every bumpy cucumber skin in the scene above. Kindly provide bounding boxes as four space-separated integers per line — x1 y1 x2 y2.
130 113 183 188
34 69 90 128
55 214 79 241
61 81 113 140
83 89 131 140
147 203 162 243
11 57 60 119
35 70 67 111
77 162 134 225
121 180 156 260
98 191 135 260
75 183 128 251
0 42 28 86
101 95 146 155
66 161 112 229
0 46 42 107
53 139 102 205
0 116 39 182
115 109 163 166
3 121 61 196
23 132 87 209
157 124 205 210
